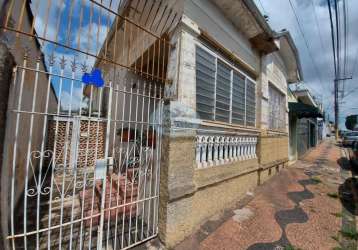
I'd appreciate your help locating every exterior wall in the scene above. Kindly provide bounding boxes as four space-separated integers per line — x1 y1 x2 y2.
47 119 106 169
184 0 260 72
297 117 317 157
260 52 289 132
259 51 290 167
158 4 292 247
289 115 298 162
158 128 285 247
258 132 289 167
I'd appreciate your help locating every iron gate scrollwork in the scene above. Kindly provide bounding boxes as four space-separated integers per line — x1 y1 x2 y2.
1 0 179 249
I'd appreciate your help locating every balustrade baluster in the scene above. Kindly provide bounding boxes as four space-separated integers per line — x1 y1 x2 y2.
196 136 202 168
214 136 219 165
208 137 213 166
195 134 257 167
219 137 224 164
201 136 208 168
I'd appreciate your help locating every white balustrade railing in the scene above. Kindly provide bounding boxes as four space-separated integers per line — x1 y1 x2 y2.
195 135 258 168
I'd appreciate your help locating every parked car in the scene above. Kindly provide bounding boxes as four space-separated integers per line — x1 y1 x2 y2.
342 131 358 147
351 141 358 167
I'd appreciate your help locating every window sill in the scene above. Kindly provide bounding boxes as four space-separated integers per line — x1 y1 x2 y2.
262 129 288 136
201 120 259 134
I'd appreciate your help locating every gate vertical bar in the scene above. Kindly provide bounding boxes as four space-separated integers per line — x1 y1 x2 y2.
10 58 25 250
23 57 40 250
97 82 113 249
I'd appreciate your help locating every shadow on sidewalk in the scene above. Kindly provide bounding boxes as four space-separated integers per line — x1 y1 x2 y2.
338 177 358 215
336 156 358 215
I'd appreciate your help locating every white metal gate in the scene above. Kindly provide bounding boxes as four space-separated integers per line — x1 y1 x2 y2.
1 0 178 249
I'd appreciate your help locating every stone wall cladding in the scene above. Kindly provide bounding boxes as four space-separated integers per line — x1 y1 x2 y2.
159 130 288 248
47 119 106 169
258 134 289 166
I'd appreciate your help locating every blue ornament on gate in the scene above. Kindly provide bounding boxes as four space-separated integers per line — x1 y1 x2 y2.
82 68 104 87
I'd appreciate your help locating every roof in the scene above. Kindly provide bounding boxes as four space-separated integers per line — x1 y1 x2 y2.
209 0 278 54
292 89 318 107
289 102 323 119
242 0 275 37
274 30 303 82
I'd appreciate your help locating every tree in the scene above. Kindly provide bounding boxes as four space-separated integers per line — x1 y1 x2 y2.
345 115 358 130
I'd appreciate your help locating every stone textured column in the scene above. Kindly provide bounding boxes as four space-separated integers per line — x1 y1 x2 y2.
158 101 196 247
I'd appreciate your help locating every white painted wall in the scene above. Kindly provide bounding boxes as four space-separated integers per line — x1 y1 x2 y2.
184 0 260 72
260 51 289 132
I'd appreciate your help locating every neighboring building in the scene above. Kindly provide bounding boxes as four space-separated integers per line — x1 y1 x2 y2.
0 1 58 247
288 85 323 161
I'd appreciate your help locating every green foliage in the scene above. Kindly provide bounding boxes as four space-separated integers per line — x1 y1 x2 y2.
345 115 358 130
284 245 302 250
339 228 358 240
327 192 339 199
331 235 339 242
330 212 343 218
311 176 322 183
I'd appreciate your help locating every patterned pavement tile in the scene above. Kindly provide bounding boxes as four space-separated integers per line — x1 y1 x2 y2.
175 140 356 250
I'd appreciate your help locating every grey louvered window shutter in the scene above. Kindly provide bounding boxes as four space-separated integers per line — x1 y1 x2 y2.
232 71 246 125
246 79 256 127
196 46 216 120
215 60 231 123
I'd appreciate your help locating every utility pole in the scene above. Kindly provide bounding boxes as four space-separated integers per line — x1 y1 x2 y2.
334 78 338 139
334 76 352 139
327 0 338 139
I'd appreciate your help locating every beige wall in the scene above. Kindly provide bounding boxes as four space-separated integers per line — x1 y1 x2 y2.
258 132 289 166
158 128 287 247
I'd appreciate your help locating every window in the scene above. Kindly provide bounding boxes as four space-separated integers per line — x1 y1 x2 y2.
195 45 256 126
232 72 245 125
196 46 216 120
215 61 231 123
268 84 286 130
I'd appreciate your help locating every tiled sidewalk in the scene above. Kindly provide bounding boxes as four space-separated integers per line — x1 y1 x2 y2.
175 140 357 250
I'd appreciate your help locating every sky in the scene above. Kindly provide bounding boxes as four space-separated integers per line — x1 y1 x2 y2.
31 0 122 111
31 0 358 127
253 0 358 129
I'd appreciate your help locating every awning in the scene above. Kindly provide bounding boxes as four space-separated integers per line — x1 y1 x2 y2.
289 102 323 119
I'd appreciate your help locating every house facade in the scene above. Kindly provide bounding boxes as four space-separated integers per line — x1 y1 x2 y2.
156 1 302 246
80 0 303 247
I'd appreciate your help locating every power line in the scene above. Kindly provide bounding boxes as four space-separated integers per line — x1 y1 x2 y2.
342 0 348 97
257 0 267 15
342 85 358 98
334 0 340 79
287 0 325 89
310 0 326 72
327 0 337 78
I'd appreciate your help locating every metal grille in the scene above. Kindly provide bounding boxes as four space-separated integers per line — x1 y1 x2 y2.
246 79 256 127
268 84 285 130
1 0 179 249
215 60 231 123
195 44 256 127
232 71 245 125
195 46 216 121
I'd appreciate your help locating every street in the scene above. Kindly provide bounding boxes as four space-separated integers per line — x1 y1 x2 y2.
175 140 358 250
